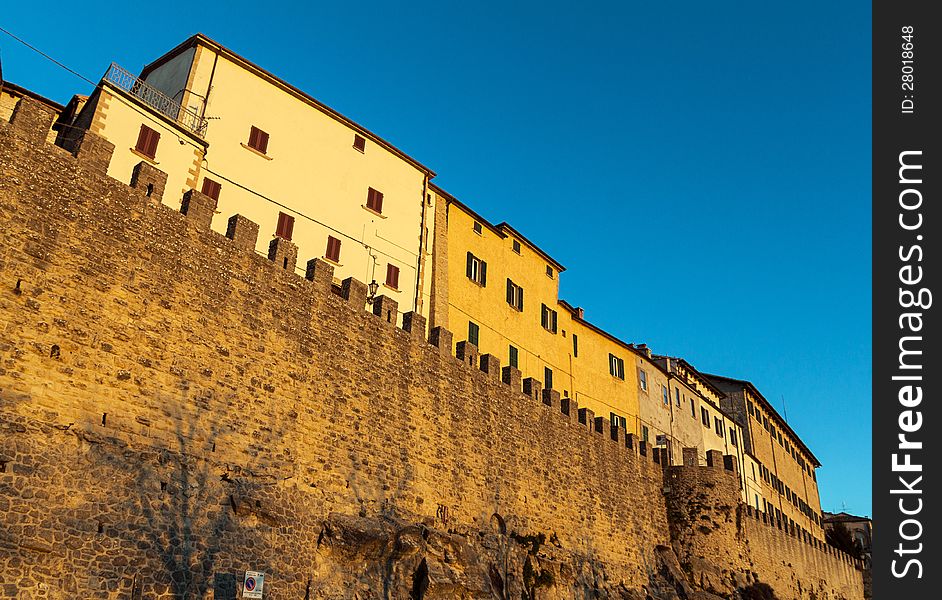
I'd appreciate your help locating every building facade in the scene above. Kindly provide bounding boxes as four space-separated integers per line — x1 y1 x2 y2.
707 374 825 539
59 34 436 324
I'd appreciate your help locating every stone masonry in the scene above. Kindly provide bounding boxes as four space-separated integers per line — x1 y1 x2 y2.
0 98 864 599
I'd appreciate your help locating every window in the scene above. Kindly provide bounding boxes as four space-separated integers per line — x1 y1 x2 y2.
325 236 341 262
545 265 554 278
642 426 649 443
466 252 487 286
609 354 625 379
366 187 384 214
730 429 738 447
200 178 221 201
770 424 777 439
473 221 483 234
611 413 627 430
385 263 400 289
509 345 518 369
701 407 710 427
661 385 669 405
544 367 553 389
506 279 524 311
639 369 648 391
747 400 755 416
572 334 578 357
690 398 696 417
512 239 521 254
353 134 366 152
675 388 681 406
247 126 270 154
540 304 558 333
468 321 480 346
134 124 160 159
275 212 295 240
763 415 770 431
714 417 724 437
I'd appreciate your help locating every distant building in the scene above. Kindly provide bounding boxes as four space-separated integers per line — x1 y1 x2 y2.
705 374 825 539
824 511 872 564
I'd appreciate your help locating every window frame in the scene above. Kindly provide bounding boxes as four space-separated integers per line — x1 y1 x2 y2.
134 124 160 160
468 321 480 346
506 279 524 311
608 354 625 380
247 125 270 154
385 263 400 290
275 211 295 241
325 235 342 263
366 187 385 214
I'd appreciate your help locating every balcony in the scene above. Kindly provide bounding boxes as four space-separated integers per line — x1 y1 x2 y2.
103 63 208 138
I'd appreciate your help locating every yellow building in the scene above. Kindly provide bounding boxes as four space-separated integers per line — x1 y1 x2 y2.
59 34 436 324
431 185 648 437
705 374 825 539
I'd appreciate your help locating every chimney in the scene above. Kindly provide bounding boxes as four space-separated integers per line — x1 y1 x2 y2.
574 306 585 319
637 343 652 358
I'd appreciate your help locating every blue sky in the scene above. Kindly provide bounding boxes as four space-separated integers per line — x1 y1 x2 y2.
1 1 872 516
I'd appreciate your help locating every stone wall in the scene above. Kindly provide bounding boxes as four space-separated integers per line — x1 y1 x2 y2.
664 450 864 600
1 98 671 599
0 97 864 600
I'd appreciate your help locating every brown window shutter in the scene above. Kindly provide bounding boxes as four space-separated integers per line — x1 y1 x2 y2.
258 130 269 154
249 126 259 149
367 187 384 213
276 212 295 241
136 125 159 159
201 178 221 201
374 189 384 213
353 134 366 151
326 236 341 261
386 264 399 288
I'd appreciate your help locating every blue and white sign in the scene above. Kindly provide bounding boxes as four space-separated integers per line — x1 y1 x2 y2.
242 571 264 599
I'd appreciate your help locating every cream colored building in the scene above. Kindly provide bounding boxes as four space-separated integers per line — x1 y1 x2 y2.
60 34 436 324
706 374 825 539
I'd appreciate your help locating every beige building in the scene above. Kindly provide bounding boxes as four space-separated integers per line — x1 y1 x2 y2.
59 34 436 324
706 374 825 539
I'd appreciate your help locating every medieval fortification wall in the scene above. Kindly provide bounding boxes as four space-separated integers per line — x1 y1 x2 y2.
0 97 863 600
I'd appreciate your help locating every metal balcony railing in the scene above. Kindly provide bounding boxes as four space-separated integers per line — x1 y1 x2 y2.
103 63 208 137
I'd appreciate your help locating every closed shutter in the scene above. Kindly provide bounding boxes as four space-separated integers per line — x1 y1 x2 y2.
386 264 399 289
480 260 487 286
135 125 160 159
506 279 513 305
275 212 295 240
551 309 557 333
326 236 341 261
367 188 384 213
249 126 269 153
201 178 222 201
466 252 474 279
353 134 366 151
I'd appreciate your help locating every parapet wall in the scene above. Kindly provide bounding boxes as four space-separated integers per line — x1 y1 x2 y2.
0 97 672 598
666 453 864 600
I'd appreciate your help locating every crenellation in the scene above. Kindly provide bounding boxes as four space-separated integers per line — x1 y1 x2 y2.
522 376 541 401
541 388 560 410
9 97 57 145
226 214 260 250
268 236 298 273
427 325 453 355
501 364 522 390
179 189 218 230
577 406 594 429
560 394 578 422
478 353 500 378
371 295 397 324
129 161 168 202
70 130 115 173
400 311 426 341
304 258 334 293
340 276 368 307
610 422 625 444
455 339 478 368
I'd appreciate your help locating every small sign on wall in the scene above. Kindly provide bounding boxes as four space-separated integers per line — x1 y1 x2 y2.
242 571 265 599
656 434 668 446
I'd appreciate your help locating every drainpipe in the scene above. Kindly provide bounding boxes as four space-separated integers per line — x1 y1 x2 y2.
414 173 430 314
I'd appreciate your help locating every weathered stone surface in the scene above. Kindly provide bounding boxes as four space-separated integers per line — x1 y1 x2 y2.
0 99 864 600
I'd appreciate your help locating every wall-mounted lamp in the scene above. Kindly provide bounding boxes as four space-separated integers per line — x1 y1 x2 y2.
367 279 379 304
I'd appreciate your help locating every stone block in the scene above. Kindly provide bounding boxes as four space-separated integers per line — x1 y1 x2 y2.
479 354 500 379
501 366 521 390
268 237 298 273
560 395 578 421
706 450 724 469
372 295 398 324
341 277 368 309
226 215 259 251
305 258 334 293
455 341 478 368
577 407 595 429
682 447 699 467
72 131 114 173
180 189 217 230
428 326 453 355
401 311 426 341
130 161 168 202
542 388 560 409
522 377 542 402
10 97 56 144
